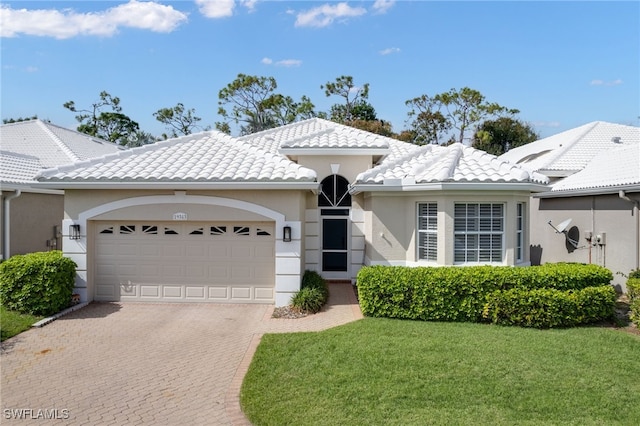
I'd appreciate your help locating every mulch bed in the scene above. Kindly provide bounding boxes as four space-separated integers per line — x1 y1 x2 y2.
271 305 309 319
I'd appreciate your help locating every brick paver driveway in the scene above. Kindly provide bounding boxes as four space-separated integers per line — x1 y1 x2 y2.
1 284 362 425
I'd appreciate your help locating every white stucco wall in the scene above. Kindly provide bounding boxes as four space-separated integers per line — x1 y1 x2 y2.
531 192 640 292
363 190 532 268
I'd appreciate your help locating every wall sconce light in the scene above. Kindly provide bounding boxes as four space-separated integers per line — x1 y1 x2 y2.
69 224 81 240
283 226 292 242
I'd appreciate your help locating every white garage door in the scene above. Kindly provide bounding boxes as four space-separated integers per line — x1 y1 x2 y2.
94 221 275 303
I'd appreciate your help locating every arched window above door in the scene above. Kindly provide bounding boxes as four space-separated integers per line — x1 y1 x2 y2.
318 175 351 207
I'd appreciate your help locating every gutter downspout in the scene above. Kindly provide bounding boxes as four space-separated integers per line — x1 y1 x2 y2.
2 189 22 260
619 190 640 271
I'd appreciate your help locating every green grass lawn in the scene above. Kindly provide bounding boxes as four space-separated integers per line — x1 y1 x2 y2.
0 305 43 341
241 318 640 426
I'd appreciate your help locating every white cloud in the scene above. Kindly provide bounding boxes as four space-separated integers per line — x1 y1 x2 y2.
532 121 561 128
275 59 302 67
25 66 39 73
262 57 302 67
590 78 623 86
196 0 234 18
241 0 259 13
372 0 396 14
379 47 400 55
0 1 188 39
295 2 366 28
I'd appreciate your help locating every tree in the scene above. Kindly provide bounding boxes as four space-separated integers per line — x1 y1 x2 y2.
3 115 39 124
404 87 519 145
63 91 140 146
405 95 452 145
322 75 372 123
126 130 160 148
346 119 395 137
216 74 318 135
154 103 208 138
472 117 539 156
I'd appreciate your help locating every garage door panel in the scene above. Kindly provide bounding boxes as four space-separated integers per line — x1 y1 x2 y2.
139 244 161 257
208 287 228 300
163 286 183 298
162 245 184 257
96 284 116 298
255 287 274 300
118 243 138 256
186 286 206 299
231 287 251 300
185 244 207 257
208 245 230 258
254 263 274 278
96 263 116 276
94 221 275 303
255 245 275 258
230 263 253 279
161 265 184 277
185 266 206 278
120 283 137 297
139 264 160 277
140 285 160 298
208 265 230 279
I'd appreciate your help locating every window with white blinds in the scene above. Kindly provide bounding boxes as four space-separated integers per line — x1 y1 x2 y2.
417 203 438 261
454 203 504 263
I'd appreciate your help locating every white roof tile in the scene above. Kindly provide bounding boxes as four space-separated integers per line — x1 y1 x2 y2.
38 131 317 183
499 121 640 174
550 143 640 192
238 118 391 151
0 151 44 185
356 143 549 185
1 119 123 167
33 118 545 190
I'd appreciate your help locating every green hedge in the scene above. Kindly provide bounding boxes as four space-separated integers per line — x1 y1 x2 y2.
357 264 614 328
291 270 329 314
627 277 640 327
483 286 616 328
0 251 77 316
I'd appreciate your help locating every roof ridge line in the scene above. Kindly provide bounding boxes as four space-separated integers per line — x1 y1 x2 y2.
435 144 463 181
37 120 82 163
355 144 437 182
540 121 600 167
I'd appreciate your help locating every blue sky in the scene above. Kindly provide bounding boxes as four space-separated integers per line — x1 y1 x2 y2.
1 1 638 140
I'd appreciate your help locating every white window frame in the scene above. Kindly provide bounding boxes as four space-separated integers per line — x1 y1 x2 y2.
516 202 524 263
417 203 438 262
454 203 504 264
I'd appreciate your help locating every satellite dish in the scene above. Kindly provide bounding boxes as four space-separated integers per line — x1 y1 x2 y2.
556 218 572 233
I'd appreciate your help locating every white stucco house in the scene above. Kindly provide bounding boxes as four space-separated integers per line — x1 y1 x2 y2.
0 119 122 260
500 121 640 291
36 118 549 306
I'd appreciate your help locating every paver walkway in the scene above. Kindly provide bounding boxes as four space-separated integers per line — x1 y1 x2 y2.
1 284 363 425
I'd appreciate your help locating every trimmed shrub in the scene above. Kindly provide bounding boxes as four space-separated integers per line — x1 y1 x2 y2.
482 286 616 328
357 264 614 326
627 277 640 327
301 269 329 304
357 265 500 322
291 287 325 314
0 251 76 316
291 270 330 314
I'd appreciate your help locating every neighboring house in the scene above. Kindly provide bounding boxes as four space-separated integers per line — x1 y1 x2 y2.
0 119 122 260
499 121 640 291
36 118 548 306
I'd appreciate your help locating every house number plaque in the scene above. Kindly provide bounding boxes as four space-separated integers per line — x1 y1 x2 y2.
173 212 188 221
